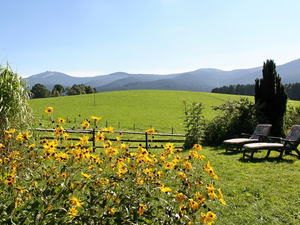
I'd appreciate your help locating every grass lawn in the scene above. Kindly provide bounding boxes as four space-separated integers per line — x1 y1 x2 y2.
197 146 300 224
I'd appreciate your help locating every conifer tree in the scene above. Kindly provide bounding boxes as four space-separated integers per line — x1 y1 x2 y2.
255 59 287 136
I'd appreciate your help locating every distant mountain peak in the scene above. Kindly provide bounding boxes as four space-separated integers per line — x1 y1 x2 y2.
23 58 300 93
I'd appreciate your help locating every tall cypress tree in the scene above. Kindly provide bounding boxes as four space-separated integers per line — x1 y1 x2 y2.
255 59 287 136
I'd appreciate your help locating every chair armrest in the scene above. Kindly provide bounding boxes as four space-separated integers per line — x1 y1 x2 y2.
241 133 251 138
256 134 270 141
263 136 283 143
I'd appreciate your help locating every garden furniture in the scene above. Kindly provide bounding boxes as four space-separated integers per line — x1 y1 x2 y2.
243 125 300 160
223 124 272 152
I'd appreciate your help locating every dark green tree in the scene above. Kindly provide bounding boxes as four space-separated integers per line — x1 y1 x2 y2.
85 85 96 94
66 84 83 95
52 84 65 97
31 83 51 98
255 59 287 136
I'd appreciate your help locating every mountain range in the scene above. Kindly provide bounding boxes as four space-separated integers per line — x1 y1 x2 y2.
22 58 300 93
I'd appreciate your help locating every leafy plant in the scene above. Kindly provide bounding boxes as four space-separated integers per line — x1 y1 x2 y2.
284 103 300 134
183 100 205 149
203 97 258 146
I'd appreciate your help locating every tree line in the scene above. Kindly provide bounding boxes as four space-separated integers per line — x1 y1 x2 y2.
211 82 300 101
30 83 97 98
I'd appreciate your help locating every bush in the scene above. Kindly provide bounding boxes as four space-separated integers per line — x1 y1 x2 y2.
284 103 300 134
183 100 205 149
203 98 258 146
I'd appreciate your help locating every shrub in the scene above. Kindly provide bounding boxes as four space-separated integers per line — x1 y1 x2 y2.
284 103 300 134
203 98 257 146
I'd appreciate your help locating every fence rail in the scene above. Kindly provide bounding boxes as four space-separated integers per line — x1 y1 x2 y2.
35 128 186 151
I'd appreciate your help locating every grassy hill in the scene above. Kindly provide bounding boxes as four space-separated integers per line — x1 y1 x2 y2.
30 90 300 134
30 90 254 133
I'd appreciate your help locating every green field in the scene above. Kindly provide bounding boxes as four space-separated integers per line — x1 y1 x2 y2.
29 90 300 224
30 90 256 134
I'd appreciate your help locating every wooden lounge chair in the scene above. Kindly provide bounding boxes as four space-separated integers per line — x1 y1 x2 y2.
243 125 300 160
223 124 272 152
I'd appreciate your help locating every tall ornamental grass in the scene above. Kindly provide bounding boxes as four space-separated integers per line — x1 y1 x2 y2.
0 64 34 137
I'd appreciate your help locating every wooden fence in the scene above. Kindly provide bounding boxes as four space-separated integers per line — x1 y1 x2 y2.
35 128 186 152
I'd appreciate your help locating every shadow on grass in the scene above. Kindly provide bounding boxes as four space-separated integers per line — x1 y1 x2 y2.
206 145 243 155
238 155 295 164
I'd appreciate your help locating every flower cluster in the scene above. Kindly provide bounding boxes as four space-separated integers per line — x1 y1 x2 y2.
0 107 225 224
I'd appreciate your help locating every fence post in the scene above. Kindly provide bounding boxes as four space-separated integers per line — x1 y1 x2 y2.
93 128 96 152
172 127 174 134
106 120 108 127
145 132 148 150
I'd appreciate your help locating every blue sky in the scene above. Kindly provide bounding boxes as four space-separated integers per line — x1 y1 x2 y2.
1 0 300 77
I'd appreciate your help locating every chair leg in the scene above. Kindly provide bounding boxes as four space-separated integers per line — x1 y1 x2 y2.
250 150 255 161
265 149 271 158
278 148 284 159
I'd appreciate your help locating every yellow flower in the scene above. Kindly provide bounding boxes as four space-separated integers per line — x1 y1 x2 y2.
91 116 101 121
102 126 114 135
95 131 105 142
179 204 186 216
5 129 16 134
174 191 185 203
53 126 64 137
79 135 89 144
4 134 12 141
138 204 146 216
47 204 52 210
106 206 117 215
28 143 35 149
145 128 155 135
220 198 227 205
68 207 78 216
69 196 84 208
192 144 202 151
206 211 217 223
44 107 53 115
81 172 92 179
177 171 187 180
137 178 144 185
63 133 70 140
200 212 206 224
81 120 90 129
183 161 193 170
16 132 32 141
0 143 5 149
160 186 172 193
56 152 69 161
218 188 224 198
196 178 203 187
57 117 66 124
187 199 199 210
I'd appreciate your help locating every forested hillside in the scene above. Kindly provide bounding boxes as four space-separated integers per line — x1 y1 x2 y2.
211 83 300 100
